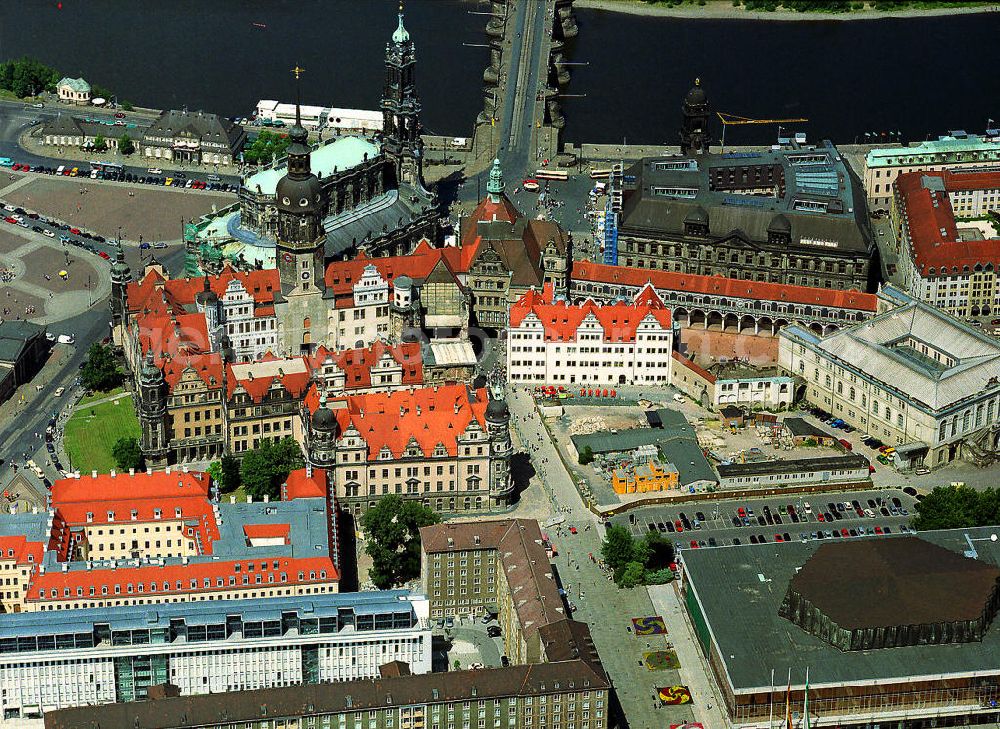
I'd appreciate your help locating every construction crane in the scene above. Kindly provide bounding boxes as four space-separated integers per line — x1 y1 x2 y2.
716 111 809 152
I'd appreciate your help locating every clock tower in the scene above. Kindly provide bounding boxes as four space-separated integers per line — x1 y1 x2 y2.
275 66 328 354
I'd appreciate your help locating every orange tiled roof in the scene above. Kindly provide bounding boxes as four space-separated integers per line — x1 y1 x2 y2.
896 169 1000 276
282 468 328 500
243 523 290 542
0 535 45 566
225 357 313 403
26 555 337 603
509 282 672 342
126 265 279 316
572 261 878 312
323 242 459 306
50 471 221 555
305 341 424 392
305 384 488 459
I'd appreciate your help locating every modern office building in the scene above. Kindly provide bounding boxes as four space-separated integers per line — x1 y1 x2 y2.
864 131 1000 208
779 297 1000 469
681 529 1000 729
0 591 430 719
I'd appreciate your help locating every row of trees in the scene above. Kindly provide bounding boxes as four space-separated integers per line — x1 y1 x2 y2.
912 484 1000 531
92 134 135 155
0 57 60 98
601 525 675 588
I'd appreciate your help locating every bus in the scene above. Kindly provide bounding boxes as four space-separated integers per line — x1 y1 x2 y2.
535 169 568 181
589 168 612 180
0 157 13 167
91 161 123 173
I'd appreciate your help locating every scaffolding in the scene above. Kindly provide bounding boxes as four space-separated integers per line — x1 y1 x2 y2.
601 162 624 265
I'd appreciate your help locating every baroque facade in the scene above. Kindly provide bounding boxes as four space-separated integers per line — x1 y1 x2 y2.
235 10 438 260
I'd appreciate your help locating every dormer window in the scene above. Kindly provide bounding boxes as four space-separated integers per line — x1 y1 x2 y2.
106 511 115 523
174 507 182 518
154 508 162 519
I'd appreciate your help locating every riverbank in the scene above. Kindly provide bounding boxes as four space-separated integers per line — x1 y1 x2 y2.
573 0 1000 21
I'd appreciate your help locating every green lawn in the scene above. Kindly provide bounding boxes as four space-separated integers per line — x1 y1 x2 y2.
78 386 128 407
64 398 141 474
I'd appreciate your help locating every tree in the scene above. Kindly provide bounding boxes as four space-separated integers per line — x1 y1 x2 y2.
578 445 594 465
207 455 241 492
80 343 122 392
601 524 635 575
619 561 646 588
361 494 441 589
92 135 108 152
112 437 143 471
119 133 135 156
121 100 134 112
242 130 291 165
239 437 305 499
0 57 60 98
913 484 991 531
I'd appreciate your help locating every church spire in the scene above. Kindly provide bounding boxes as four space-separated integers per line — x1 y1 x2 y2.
393 1 410 45
487 158 504 202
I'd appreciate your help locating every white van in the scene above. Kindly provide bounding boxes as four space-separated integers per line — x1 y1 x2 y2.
57 334 75 345
56 166 65 175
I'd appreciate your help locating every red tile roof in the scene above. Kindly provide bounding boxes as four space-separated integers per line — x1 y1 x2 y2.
50 471 221 555
26 555 337 603
896 170 1000 276
509 282 672 342
225 356 312 403
305 384 489 459
243 524 290 542
127 265 279 317
282 468 328 500
460 190 523 251
0 535 45 566
136 312 223 390
572 261 878 312
323 242 462 308
304 341 424 393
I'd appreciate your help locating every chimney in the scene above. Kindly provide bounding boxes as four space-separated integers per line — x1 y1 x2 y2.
454 402 460 414
110 469 116 478
400 406 405 417
263 494 270 503
91 470 97 479
146 468 152 475
129 468 135 476
166 467 172 475
416 405 421 416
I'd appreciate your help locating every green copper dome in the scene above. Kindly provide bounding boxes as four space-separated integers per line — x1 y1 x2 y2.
487 158 504 201
392 11 410 44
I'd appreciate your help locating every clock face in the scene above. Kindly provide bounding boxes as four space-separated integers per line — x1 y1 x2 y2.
282 252 293 263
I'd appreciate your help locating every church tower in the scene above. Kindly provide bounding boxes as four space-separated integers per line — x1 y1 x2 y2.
138 351 170 469
485 386 514 509
680 78 710 155
308 389 337 469
275 66 328 355
109 241 131 345
487 157 504 203
382 4 424 188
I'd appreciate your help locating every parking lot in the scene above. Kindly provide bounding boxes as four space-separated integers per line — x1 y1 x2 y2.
612 486 920 551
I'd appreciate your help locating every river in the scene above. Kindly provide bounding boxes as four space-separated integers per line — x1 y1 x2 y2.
2 1 999 146
0 0 488 137
561 8 1000 145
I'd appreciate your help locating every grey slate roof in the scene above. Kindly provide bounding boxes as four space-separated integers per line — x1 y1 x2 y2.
620 141 871 256
323 184 435 257
717 453 869 478
44 659 609 729
681 527 1000 693
785 299 1000 411
143 109 245 152
0 320 44 364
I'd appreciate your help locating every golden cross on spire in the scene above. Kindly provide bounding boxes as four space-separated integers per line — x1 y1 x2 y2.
292 65 306 80
399 1 404 12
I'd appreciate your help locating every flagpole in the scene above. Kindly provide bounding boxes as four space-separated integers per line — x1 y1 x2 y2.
785 668 792 729
804 666 811 729
768 668 775 729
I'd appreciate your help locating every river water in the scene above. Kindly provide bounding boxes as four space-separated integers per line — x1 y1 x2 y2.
2 1 998 145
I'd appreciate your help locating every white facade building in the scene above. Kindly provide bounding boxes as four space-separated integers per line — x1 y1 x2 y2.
0 592 430 719
507 284 674 386
220 278 279 360
328 263 392 351
863 132 1000 208
778 297 1000 470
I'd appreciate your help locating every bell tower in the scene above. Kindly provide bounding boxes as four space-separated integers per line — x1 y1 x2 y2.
109 240 131 345
382 3 424 188
275 65 326 295
680 77 710 155
138 351 170 469
275 66 328 355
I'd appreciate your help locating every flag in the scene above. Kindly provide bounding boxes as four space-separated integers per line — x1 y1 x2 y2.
804 667 811 729
785 670 792 729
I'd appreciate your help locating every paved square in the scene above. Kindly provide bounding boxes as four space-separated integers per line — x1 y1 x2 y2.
0 289 44 320
19 247 99 294
3 177 234 242
0 228 29 254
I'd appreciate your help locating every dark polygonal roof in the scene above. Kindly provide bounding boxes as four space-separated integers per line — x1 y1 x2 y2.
788 537 1000 630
